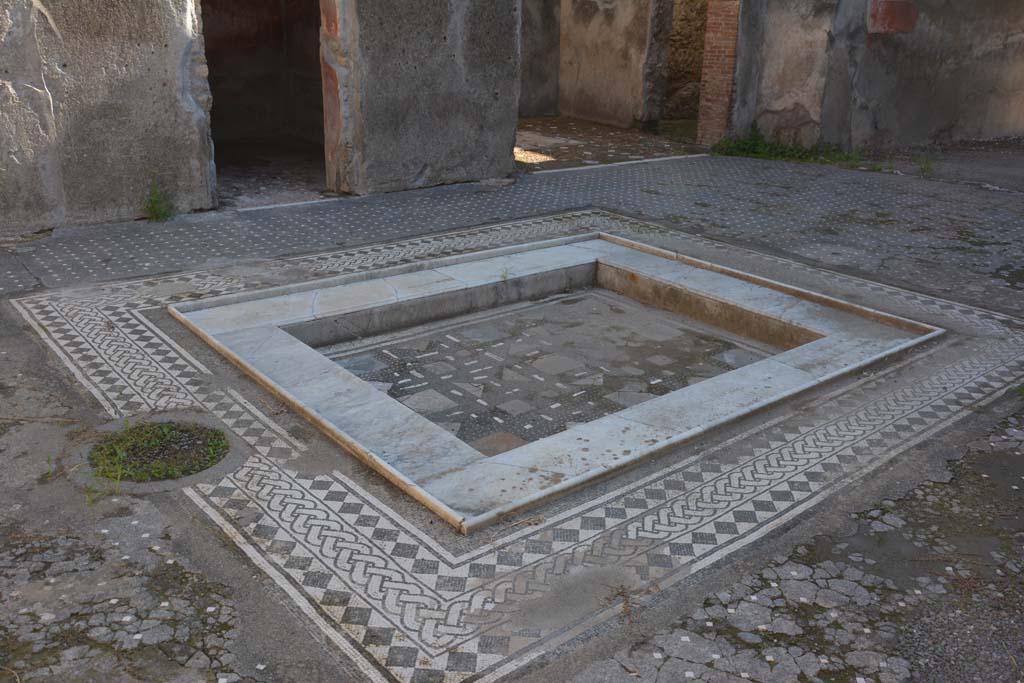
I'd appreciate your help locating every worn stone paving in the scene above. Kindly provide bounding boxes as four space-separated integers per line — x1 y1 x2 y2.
326 290 756 454
570 407 1024 683
0 519 256 683
3 156 1021 316
214 139 331 210
882 136 1024 193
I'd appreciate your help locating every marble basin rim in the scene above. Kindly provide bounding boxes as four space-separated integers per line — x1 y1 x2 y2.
168 233 943 534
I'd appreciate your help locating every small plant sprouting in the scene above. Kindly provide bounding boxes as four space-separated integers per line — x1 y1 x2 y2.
84 483 104 505
143 183 175 222
915 156 935 178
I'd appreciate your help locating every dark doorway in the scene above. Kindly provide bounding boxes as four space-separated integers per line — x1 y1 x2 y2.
662 0 709 144
201 0 327 208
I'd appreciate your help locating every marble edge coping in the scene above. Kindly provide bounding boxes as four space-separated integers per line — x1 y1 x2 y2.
166 233 945 533
430 328 942 532
169 230 943 342
169 238 938 348
455 370 831 532
166 307 472 530
169 233 601 314
170 290 939 535
598 233 943 337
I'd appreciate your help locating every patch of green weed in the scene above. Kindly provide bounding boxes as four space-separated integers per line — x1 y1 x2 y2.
712 124 862 164
89 421 228 483
915 155 935 178
143 184 175 222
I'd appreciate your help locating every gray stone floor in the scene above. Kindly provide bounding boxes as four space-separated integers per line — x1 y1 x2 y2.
214 138 330 210
885 136 1024 193
1 526 253 683
1 152 1023 683
327 290 757 455
2 154 1022 315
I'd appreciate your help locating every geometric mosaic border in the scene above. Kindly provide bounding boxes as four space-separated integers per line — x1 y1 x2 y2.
14 210 1024 682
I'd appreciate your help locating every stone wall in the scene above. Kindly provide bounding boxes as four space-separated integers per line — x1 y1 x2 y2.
558 0 672 127
320 0 520 195
663 0 707 119
0 0 215 239
732 0 1024 149
520 0 560 117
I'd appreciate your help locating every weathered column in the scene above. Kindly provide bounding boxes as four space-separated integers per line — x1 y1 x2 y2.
319 0 521 195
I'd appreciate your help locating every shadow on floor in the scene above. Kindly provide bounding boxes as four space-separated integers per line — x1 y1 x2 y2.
214 137 331 209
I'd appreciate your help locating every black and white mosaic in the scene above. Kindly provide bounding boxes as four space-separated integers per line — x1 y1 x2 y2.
326 290 760 455
14 210 1024 682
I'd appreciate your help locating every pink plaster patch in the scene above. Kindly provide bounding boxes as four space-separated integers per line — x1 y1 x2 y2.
319 0 339 38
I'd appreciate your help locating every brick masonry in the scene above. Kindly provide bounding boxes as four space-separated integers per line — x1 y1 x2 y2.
696 0 740 146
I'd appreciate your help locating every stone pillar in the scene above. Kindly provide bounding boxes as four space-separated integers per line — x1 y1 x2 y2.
696 0 740 145
319 0 520 195
0 0 215 237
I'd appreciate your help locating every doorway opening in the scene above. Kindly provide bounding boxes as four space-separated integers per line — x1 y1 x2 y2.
201 0 328 209
661 0 709 144
515 0 701 171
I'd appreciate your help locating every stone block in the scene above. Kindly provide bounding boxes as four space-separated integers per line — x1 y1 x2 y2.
0 0 216 238
320 0 520 195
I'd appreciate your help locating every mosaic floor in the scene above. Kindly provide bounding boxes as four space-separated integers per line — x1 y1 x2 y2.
5 156 1021 309
14 210 1024 683
327 290 760 455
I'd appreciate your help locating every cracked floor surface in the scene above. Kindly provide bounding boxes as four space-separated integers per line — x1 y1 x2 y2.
1 151 1021 314
0 304 352 683
566 408 1024 683
1 524 253 683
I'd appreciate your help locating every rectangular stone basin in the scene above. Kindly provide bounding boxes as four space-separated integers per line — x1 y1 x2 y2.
321 289 775 456
169 234 942 533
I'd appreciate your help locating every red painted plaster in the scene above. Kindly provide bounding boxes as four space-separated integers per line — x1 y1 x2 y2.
868 0 919 34
319 0 339 38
